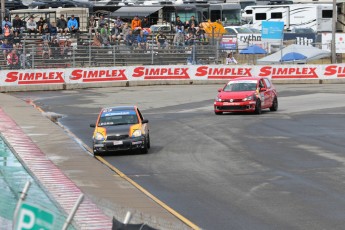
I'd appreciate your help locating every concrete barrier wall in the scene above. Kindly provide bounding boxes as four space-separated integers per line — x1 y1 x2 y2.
1 64 345 92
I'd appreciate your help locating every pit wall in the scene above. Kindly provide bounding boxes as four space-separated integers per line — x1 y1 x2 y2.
1 64 345 92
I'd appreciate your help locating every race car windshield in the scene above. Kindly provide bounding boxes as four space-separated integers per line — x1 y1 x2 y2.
98 114 138 126
223 82 257 92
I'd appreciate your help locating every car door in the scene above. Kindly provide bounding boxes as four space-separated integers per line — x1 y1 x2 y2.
263 78 274 107
259 78 270 109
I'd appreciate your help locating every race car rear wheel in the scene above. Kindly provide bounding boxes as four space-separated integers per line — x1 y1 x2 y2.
215 111 223 115
270 97 278 111
255 99 262 114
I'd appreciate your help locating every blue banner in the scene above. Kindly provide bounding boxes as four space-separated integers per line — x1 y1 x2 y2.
261 21 284 40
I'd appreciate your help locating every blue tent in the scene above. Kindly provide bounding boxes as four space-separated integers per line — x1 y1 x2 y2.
240 45 267 54
280 52 307 62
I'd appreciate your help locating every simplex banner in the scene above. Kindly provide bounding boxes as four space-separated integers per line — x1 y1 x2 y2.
1 64 345 86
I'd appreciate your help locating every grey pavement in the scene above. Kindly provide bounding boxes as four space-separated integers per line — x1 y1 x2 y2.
0 92 191 230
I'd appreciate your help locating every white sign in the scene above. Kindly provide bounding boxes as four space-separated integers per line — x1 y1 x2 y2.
322 33 345 53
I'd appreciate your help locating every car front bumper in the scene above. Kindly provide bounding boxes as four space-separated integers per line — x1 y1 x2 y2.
93 136 145 153
214 101 257 112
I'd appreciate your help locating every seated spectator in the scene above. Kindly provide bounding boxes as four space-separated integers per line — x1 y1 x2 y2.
2 16 12 32
57 14 68 37
188 23 196 35
196 24 207 43
92 31 102 47
12 15 24 33
88 15 96 34
37 17 45 35
61 39 71 57
3 24 13 40
2 39 13 60
111 22 121 44
173 16 184 33
42 23 51 41
141 17 150 29
26 16 37 38
131 15 142 35
156 30 167 49
67 15 79 37
19 50 30 69
7 49 19 69
126 30 136 48
185 32 197 46
122 23 130 42
13 31 22 46
173 30 185 51
137 30 147 50
41 40 51 59
50 39 61 58
114 16 123 33
100 24 111 47
97 14 107 32
50 22 58 39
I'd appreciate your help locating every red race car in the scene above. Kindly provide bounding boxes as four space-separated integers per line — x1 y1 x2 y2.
214 77 278 115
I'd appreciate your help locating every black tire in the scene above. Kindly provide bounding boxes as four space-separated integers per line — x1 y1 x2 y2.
141 138 148 154
254 99 262 114
215 111 223 115
270 97 278 111
147 135 151 149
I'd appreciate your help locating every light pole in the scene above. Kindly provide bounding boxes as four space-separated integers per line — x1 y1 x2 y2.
331 0 337 63
1 0 5 22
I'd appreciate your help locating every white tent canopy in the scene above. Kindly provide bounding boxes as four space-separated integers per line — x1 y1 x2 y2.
257 44 331 65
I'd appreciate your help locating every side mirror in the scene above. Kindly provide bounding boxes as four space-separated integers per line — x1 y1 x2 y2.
142 119 149 124
90 124 96 128
218 88 223 92
260 88 267 92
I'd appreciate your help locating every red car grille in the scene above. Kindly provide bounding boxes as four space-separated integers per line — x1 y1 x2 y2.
217 106 248 110
222 99 242 102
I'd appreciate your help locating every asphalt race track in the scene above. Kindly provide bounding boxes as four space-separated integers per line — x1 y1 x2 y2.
11 84 345 230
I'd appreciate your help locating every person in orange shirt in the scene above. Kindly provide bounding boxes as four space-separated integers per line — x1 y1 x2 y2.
131 15 142 34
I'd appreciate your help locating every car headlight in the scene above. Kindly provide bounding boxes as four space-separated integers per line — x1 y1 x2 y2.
132 129 142 137
242 95 253 101
94 132 105 141
215 97 223 102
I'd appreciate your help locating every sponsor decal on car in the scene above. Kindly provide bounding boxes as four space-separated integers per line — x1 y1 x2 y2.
132 67 190 79
324 65 345 78
195 66 252 79
258 66 318 79
5 71 64 84
70 69 127 82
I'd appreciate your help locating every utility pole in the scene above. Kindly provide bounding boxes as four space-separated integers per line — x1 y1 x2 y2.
1 0 5 22
331 0 337 63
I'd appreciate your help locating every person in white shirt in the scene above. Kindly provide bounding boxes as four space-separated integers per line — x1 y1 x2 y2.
26 16 37 38
226 52 238 64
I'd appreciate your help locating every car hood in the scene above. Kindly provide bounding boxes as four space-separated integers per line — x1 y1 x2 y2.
218 91 255 100
103 124 132 136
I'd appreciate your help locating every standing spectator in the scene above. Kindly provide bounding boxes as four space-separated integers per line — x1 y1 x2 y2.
42 23 51 41
12 15 24 33
2 39 13 60
173 30 185 51
57 14 68 37
37 17 45 35
88 15 96 34
173 16 184 33
131 15 141 34
141 17 150 29
156 30 167 49
97 14 106 31
7 49 19 69
126 30 136 48
137 30 147 50
226 52 238 64
67 15 79 37
2 16 12 32
26 16 37 38
41 40 51 59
